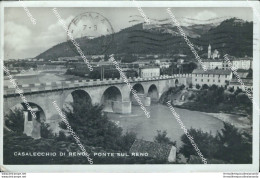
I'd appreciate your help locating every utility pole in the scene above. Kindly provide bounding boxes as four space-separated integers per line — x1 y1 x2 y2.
100 66 102 80
102 66 105 80
101 65 105 80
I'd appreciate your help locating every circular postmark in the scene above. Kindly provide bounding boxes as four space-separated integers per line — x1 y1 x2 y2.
67 12 114 55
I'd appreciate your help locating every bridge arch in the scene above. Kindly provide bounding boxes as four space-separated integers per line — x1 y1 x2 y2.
63 89 93 110
101 86 122 112
148 84 159 101
6 102 46 139
130 83 145 101
7 102 46 122
132 83 145 93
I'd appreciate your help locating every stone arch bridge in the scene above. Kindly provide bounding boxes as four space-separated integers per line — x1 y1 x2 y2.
4 74 191 136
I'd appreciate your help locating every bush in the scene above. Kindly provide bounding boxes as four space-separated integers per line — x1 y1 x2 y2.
202 84 209 90
234 88 243 95
118 131 137 151
154 130 176 146
228 87 234 93
61 93 135 151
195 84 200 89
209 84 218 91
56 130 67 141
216 122 252 163
179 128 218 160
180 122 252 164
40 123 55 139
180 84 185 90
4 108 24 134
188 94 195 100
236 93 251 105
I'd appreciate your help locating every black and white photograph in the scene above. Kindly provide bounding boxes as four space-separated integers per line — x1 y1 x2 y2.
0 0 259 173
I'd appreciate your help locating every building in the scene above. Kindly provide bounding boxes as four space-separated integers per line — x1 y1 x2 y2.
155 60 160 65
192 69 232 87
177 59 184 64
201 59 223 70
132 61 150 68
208 44 220 59
139 66 160 78
236 69 251 78
208 44 211 59
201 57 252 70
231 57 252 70
129 139 176 163
91 55 105 59
58 57 79 62
229 78 253 91
159 62 171 69
212 49 220 59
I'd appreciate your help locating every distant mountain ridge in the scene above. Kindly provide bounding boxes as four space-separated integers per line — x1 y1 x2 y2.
36 17 253 60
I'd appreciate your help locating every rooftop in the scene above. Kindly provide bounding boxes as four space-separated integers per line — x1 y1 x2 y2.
232 57 253 61
201 59 224 62
129 139 172 160
230 78 253 85
139 66 160 69
192 69 232 75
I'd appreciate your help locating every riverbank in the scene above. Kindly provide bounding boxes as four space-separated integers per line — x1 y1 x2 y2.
160 86 252 132
203 112 251 132
172 103 251 132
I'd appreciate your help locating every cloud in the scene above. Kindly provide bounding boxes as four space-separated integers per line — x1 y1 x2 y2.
4 16 75 59
4 22 32 59
35 15 75 50
193 10 218 21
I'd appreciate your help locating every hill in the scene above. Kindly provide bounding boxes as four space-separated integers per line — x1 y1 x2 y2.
36 18 253 60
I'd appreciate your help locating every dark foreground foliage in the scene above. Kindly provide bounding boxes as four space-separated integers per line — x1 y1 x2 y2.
180 122 252 164
4 95 175 164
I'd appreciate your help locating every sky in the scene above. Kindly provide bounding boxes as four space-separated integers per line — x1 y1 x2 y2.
4 7 252 60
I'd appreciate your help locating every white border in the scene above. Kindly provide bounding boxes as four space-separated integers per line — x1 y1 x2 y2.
0 1 259 173
0 0 5 173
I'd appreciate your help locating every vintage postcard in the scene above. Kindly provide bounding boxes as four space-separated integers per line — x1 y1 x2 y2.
0 0 259 172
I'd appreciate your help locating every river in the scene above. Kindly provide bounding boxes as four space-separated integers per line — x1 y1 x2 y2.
107 103 225 149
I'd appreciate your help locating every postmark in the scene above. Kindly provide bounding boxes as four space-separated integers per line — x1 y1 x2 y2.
67 12 114 55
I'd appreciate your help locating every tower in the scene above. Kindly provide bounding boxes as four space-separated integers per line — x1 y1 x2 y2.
208 44 211 59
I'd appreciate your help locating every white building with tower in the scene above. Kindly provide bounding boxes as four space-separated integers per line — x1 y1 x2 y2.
208 44 220 59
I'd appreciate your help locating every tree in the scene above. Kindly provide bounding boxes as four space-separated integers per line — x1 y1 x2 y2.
154 130 176 146
195 84 200 89
236 93 251 105
40 123 55 139
179 123 252 164
228 87 234 93
209 84 218 91
202 84 209 90
182 62 197 73
117 131 137 151
180 84 185 90
234 88 243 95
104 54 109 61
62 93 136 151
89 69 101 79
216 122 252 163
179 128 218 161
121 54 137 63
5 108 24 134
